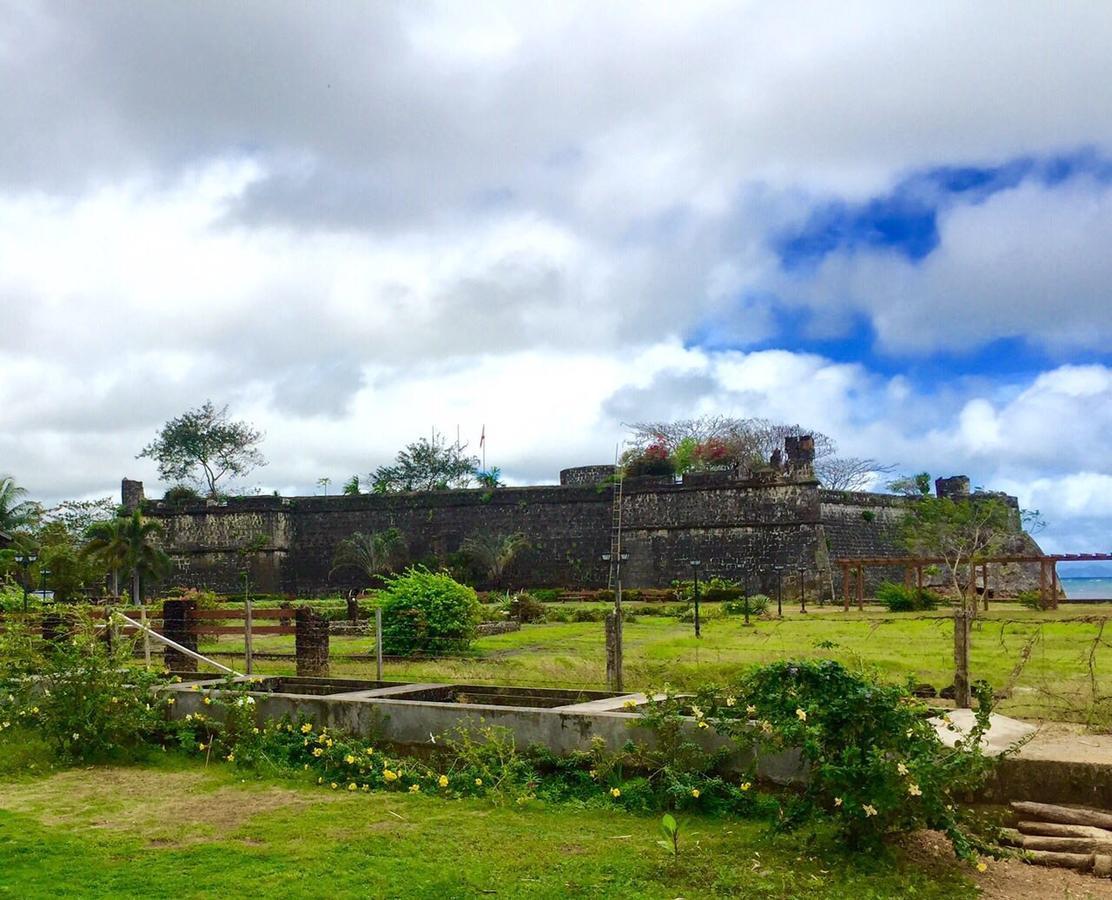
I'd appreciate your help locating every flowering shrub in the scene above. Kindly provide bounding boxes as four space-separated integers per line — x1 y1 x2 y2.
701 659 1000 857
624 442 676 478
0 616 173 763
379 567 481 655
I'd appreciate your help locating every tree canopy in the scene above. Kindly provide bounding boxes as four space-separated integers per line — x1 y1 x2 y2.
372 431 479 493
138 401 266 498
0 475 39 533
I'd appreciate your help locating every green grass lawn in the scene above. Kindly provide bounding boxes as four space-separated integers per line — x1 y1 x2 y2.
194 603 1112 724
0 755 978 899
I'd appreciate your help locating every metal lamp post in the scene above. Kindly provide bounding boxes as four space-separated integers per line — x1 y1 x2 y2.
742 569 752 627
690 559 702 638
15 551 36 613
799 566 807 614
39 567 50 603
774 565 784 618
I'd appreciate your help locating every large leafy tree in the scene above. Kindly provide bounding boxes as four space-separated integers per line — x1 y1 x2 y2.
138 401 266 498
372 431 479 493
0 475 39 533
329 528 408 586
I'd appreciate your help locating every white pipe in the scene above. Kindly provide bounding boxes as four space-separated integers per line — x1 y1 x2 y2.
111 611 243 677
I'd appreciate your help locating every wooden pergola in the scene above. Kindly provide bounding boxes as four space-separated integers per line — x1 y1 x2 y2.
835 553 1112 611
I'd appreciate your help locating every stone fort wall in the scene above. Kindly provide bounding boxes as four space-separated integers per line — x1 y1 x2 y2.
133 470 973 597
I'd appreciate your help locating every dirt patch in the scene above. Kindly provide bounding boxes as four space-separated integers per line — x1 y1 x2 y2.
0 766 335 847
903 830 1112 899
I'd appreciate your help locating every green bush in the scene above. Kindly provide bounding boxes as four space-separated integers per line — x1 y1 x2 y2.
706 660 1001 857
0 578 39 613
505 592 546 623
379 567 481 655
1016 588 1052 610
531 588 561 602
875 581 940 611
672 576 744 603
723 594 770 616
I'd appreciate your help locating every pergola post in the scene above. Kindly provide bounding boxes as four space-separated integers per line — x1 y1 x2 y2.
1051 563 1060 610
842 563 850 612
856 565 864 610
1040 560 1049 610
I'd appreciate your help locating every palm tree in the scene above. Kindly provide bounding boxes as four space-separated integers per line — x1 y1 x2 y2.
83 517 130 600
121 510 172 606
330 528 407 586
460 532 529 587
0 475 38 533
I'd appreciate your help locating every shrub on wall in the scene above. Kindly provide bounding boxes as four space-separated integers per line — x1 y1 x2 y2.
379 567 481 655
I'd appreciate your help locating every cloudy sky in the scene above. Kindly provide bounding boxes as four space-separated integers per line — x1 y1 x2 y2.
2 1 1111 557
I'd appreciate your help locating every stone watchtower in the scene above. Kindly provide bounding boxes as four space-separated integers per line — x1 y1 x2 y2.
934 475 970 500
121 478 145 513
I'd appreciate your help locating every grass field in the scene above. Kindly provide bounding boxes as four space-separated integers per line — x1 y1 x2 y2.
193 602 1112 724
0 754 984 899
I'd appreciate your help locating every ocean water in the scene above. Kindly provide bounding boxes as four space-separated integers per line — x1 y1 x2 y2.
1061 578 1112 600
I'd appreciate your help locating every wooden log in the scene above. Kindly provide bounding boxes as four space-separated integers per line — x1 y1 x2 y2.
1011 801 1112 830
1024 850 1096 870
1018 821 1112 840
1017 836 1112 854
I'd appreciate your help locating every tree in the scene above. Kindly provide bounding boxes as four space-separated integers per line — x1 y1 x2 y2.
120 511 172 605
0 475 39 533
816 457 897 491
41 497 117 540
625 416 837 473
329 529 408 586
138 401 266 498
83 517 131 599
902 495 1014 708
342 476 362 496
475 467 504 490
460 532 529 587
371 431 479 493
887 472 932 496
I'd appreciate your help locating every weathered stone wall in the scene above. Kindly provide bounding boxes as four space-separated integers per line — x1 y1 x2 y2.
143 478 1035 596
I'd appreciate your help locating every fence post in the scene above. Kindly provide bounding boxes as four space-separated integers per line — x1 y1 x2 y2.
245 594 254 676
295 607 329 677
375 607 384 681
605 611 623 693
162 598 198 673
953 604 972 708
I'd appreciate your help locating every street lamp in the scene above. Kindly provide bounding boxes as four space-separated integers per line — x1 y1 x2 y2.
15 551 36 613
742 569 753 627
773 565 784 618
39 567 50 603
690 559 702 638
798 566 807 614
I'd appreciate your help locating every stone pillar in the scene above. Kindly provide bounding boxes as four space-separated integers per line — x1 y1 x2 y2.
40 612 70 647
162 598 198 673
296 607 330 677
121 478 145 513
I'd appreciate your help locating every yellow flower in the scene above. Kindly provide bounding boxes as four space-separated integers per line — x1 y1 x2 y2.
301 723 313 734
976 862 987 873
345 754 357 765
908 783 922 797
474 778 483 786
312 747 323 757
897 762 908 776
225 753 235 762
691 789 701 799
317 777 324 784
198 743 207 751
760 720 773 734
348 783 357 792
325 739 333 748
588 769 598 779
622 699 638 710
383 769 398 782
691 705 703 719
362 784 370 792
366 747 374 755
438 775 449 788
863 804 877 817
795 708 807 722
740 782 751 792
697 720 709 729
191 685 200 692
409 784 421 793
330 783 338 790
610 788 621 798
166 698 175 706
834 797 843 807
746 704 757 716
202 697 212 706
725 696 736 707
